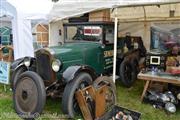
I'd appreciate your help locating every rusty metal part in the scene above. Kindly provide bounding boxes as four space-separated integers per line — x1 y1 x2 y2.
15 77 38 112
95 85 107 118
75 76 116 120
46 81 65 98
75 86 95 120
75 84 109 120
35 49 56 85
93 76 116 112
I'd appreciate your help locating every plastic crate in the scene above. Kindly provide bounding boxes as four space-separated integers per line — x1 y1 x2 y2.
98 105 141 120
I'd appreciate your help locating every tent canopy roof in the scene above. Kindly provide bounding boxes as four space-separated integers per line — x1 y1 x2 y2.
48 0 180 22
111 3 180 22
7 0 53 15
0 0 16 18
4 0 180 22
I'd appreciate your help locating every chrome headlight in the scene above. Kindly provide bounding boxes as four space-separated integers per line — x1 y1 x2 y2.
24 57 31 67
165 102 176 113
52 59 61 72
177 93 180 100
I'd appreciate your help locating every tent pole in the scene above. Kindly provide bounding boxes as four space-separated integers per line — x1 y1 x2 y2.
48 23 51 47
113 17 118 83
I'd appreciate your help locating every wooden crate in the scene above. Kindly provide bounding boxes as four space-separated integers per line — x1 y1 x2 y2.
89 9 111 22
36 24 48 32
35 24 49 47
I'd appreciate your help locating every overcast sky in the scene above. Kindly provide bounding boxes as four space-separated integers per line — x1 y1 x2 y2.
7 0 53 14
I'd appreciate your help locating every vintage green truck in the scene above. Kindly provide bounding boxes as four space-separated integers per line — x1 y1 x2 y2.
11 22 146 119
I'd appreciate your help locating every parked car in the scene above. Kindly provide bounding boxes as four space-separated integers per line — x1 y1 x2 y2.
11 22 146 119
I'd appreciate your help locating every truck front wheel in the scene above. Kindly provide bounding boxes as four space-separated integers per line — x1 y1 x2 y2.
13 71 46 119
62 72 93 118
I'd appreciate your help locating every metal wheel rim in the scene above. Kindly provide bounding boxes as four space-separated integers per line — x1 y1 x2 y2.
15 77 38 113
94 80 116 111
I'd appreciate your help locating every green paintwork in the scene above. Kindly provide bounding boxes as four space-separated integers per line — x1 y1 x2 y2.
33 22 117 81
49 42 113 76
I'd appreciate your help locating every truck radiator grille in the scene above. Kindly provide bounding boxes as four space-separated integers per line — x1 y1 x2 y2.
36 53 51 81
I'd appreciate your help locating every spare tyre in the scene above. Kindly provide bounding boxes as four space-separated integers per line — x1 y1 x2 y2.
131 58 140 75
119 59 137 87
93 76 116 111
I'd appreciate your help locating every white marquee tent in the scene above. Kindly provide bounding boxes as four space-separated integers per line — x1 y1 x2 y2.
1 0 180 60
0 0 34 60
0 0 53 60
48 0 180 22
2 0 180 81
48 0 180 81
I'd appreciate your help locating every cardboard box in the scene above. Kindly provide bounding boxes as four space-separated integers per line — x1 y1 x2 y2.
89 9 111 22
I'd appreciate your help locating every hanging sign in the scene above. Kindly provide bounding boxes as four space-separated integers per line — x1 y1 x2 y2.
0 61 10 84
84 26 102 36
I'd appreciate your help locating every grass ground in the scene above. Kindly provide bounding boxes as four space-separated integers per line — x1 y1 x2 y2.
116 80 180 120
0 80 179 120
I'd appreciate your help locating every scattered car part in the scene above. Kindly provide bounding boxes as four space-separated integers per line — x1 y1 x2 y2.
75 81 110 120
165 102 176 113
177 93 180 100
159 93 170 102
145 90 178 113
112 111 134 120
93 76 116 111
164 91 177 104
85 90 95 119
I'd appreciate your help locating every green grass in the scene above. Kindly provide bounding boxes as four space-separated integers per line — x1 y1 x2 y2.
0 81 179 120
115 80 180 120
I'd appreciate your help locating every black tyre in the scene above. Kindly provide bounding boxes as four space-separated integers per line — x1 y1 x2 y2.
13 71 46 119
11 67 27 89
131 58 140 75
119 59 136 88
62 72 93 118
93 76 116 111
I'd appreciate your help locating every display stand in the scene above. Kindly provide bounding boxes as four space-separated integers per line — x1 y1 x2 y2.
138 71 180 101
